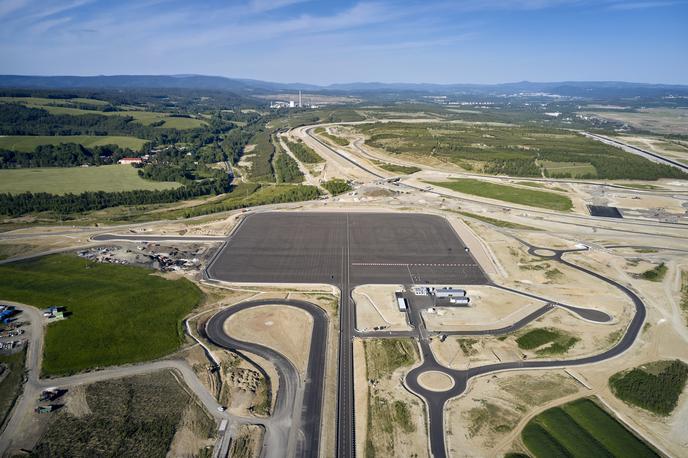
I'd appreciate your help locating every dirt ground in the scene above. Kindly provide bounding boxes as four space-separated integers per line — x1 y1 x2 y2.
422 285 543 331
225 304 313 377
228 424 264 458
445 370 581 456
417 371 454 391
354 338 429 458
352 284 410 331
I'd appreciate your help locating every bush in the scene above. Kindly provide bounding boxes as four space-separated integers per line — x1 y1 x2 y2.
322 178 351 196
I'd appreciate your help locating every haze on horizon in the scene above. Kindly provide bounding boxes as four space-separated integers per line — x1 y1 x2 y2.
0 0 686 85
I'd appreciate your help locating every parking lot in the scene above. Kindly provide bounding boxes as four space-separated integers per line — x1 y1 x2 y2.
207 212 488 286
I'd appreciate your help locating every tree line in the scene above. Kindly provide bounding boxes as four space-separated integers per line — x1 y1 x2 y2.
0 143 139 168
0 177 230 217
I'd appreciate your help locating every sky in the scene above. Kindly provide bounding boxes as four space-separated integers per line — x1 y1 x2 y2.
0 0 686 85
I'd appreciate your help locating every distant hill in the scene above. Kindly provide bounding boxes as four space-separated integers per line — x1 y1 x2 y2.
1 74 687 98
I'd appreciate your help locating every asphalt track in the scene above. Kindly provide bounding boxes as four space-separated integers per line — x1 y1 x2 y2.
404 242 648 458
205 299 328 458
205 211 489 458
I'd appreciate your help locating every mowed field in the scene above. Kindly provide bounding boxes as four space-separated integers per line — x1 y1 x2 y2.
0 135 148 152
428 178 573 211
0 164 180 195
522 398 658 457
0 255 204 376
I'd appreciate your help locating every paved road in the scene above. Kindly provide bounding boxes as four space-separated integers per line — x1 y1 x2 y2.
404 243 648 458
583 132 688 172
205 299 329 458
303 125 688 237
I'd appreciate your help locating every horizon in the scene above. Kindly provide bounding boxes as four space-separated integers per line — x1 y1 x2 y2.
0 0 686 85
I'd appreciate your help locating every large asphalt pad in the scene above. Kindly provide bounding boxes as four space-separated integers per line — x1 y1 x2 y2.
207 212 488 285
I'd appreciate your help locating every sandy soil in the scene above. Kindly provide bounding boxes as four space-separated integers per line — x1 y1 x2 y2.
422 285 544 331
352 284 410 331
417 371 455 391
225 304 313 376
445 371 581 456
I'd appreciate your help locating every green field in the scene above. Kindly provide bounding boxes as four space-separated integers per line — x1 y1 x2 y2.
523 398 658 458
373 161 421 174
428 179 573 211
609 360 688 415
0 164 180 195
315 127 350 146
0 255 204 376
541 160 597 178
516 328 579 355
0 135 148 152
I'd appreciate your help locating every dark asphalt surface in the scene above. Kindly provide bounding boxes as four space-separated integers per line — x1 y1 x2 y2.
205 299 328 458
205 211 488 458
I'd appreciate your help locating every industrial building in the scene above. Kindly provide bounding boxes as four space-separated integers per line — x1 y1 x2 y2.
434 287 466 298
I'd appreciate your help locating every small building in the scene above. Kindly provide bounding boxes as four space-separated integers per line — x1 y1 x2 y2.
449 297 471 306
434 287 466 298
118 157 143 165
396 297 408 312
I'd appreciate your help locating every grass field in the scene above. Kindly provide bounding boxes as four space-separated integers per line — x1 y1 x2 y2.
541 160 597 178
0 255 204 376
0 349 26 430
522 398 657 457
0 164 180 195
32 370 215 457
0 135 148 152
516 328 579 355
373 161 421 174
428 179 573 211
364 339 418 380
315 127 350 146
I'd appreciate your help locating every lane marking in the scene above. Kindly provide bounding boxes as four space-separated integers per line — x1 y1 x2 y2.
351 262 478 267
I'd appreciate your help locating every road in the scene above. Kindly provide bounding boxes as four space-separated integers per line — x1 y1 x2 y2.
403 242 648 458
205 299 329 458
583 132 688 172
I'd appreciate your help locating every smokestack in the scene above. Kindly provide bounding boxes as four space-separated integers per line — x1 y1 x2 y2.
299 90 302 108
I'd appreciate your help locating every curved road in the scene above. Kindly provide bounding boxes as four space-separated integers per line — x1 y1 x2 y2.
205 299 329 458
404 243 648 458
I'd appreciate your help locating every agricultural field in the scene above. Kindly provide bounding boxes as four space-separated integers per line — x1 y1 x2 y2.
522 398 658 457
356 122 687 180
0 164 180 195
0 255 204 376
32 370 215 457
428 178 573 211
0 135 148 152
609 360 688 415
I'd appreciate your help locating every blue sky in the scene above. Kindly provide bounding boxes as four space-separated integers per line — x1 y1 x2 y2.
0 0 686 84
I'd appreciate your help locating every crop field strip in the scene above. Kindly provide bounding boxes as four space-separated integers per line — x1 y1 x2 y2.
522 398 658 458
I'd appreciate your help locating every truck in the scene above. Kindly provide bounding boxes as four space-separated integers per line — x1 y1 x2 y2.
35 405 57 414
